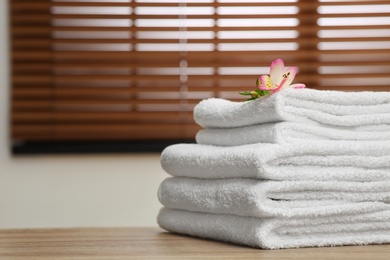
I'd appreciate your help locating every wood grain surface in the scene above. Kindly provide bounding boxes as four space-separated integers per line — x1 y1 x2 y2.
0 227 389 259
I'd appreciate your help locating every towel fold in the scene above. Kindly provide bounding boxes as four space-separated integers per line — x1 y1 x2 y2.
158 177 390 218
196 122 390 146
194 88 390 128
161 143 390 181
158 208 390 249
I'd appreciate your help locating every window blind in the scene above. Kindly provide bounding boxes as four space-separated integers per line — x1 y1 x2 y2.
316 0 390 90
10 0 390 150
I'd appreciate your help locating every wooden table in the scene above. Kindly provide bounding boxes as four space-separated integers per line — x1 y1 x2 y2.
0 227 389 259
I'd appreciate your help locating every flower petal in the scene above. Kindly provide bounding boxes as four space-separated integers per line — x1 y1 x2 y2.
270 84 284 93
289 83 306 89
258 75 276 90
270 59 284 85
279 67 297 88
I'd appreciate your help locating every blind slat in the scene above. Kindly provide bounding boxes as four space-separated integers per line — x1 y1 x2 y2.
13 60 390 70
12 38 390 47
12 111 194 123
12 124 200 140
11 1 333 8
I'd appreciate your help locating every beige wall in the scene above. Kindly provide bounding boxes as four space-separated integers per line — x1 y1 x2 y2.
0 1 168 229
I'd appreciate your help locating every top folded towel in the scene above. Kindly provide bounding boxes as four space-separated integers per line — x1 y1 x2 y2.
194 88 390 128
196 122 390 146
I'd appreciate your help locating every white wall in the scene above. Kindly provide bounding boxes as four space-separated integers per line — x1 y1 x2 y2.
0 1 168 229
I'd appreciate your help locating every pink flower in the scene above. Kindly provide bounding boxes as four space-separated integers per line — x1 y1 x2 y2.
257 59 305 92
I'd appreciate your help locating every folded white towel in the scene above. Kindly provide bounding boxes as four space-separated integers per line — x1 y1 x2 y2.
196 122 390 146
194 88 390 128
158 177 390 218
161 143 390 181
158 208 390 249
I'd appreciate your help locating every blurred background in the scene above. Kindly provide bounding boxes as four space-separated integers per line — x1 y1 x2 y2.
2 0 390 228
2 0 169 229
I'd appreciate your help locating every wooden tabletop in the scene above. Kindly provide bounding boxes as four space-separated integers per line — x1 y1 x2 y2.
0 227 389 259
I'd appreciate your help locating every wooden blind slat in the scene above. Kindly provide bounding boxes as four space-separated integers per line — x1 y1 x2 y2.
13 14 306 20
12 111 195 123
12 124 200 141
11 1 329 8
12 37 390 46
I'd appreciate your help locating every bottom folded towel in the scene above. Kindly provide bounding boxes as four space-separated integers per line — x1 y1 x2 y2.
158 208 390 249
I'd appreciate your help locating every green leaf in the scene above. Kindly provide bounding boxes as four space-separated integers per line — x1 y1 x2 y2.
240 88 271 102
239 91 252 96
255 89 271 96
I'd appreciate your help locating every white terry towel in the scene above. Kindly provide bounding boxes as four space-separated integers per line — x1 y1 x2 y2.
194 88 390 128
158 177 390 218
161 143 390 181
158 208 390 249
196 122 390 146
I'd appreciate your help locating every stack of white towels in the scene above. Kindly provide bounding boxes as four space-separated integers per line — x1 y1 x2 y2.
157 88 390 249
